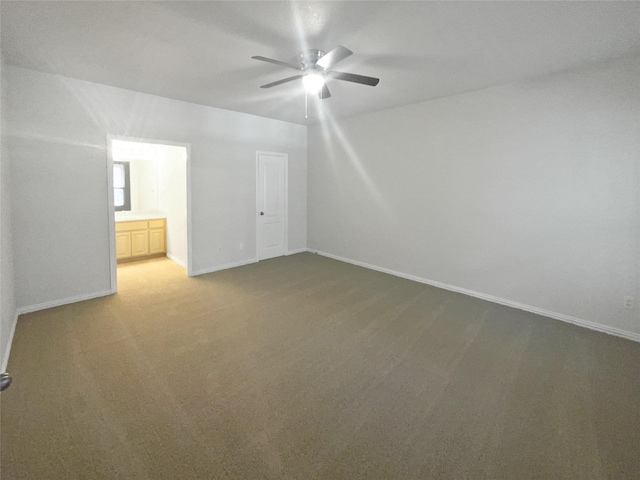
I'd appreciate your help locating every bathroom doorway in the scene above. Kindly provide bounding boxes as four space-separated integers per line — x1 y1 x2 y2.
107 137 191 292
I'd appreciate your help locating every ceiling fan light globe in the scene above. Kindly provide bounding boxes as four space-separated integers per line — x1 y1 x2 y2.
303 73 325 94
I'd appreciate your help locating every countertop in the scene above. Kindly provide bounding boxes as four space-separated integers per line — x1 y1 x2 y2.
115 210 166 222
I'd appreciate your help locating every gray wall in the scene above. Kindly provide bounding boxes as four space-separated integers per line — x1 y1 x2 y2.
5 65 307 310
0 55 17 370
308 56 640 338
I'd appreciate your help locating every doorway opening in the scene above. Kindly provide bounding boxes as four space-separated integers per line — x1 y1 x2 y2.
107 137 191 292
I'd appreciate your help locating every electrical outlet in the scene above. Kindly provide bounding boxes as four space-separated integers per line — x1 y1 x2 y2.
624 296 634 309
218 246 222 253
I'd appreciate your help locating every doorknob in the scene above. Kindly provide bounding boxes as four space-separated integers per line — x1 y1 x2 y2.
0 373 12 392
260 212 264 215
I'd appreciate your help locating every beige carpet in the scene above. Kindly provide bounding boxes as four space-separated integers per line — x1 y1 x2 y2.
1 253 639 479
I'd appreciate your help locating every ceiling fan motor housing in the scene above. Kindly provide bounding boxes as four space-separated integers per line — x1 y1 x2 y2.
252 45 379 99
300 49 326 71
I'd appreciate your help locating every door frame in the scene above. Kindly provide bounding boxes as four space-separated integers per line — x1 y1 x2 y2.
256 151 288 260
106 135 193 294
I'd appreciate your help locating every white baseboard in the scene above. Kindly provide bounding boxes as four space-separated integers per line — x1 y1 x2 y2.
286 248 308 256
1 310 19 373
190 250 308 277
190 257 258 277
166 253 186 268
16 290 114 315
309 249 640 343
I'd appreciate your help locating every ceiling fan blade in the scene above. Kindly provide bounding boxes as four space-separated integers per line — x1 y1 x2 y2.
252 56 302 71
318 84 331 99
327 70 380 86
316 45 353 69
260 75 303 89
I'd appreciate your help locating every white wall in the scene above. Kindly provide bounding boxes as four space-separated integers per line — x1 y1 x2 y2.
128 158 159 211
0 54 17 370
308 55 640 339
157 144 188 267
5 65 307 310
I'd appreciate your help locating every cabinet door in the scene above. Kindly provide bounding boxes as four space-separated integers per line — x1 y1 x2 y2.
149 228 166 254
115 232 132 259
131 230 149 257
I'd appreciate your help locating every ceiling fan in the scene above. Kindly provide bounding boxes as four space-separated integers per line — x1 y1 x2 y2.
252 45 379 99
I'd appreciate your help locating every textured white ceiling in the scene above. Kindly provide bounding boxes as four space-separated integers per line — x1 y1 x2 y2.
2 1 639 125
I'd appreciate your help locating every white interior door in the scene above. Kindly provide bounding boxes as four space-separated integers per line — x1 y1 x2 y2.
257 152 287 260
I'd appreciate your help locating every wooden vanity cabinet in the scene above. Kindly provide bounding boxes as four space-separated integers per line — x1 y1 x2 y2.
115 219 166 261
148 219 166 254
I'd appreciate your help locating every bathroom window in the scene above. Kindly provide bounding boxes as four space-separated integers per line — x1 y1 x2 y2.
114 161 131 211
